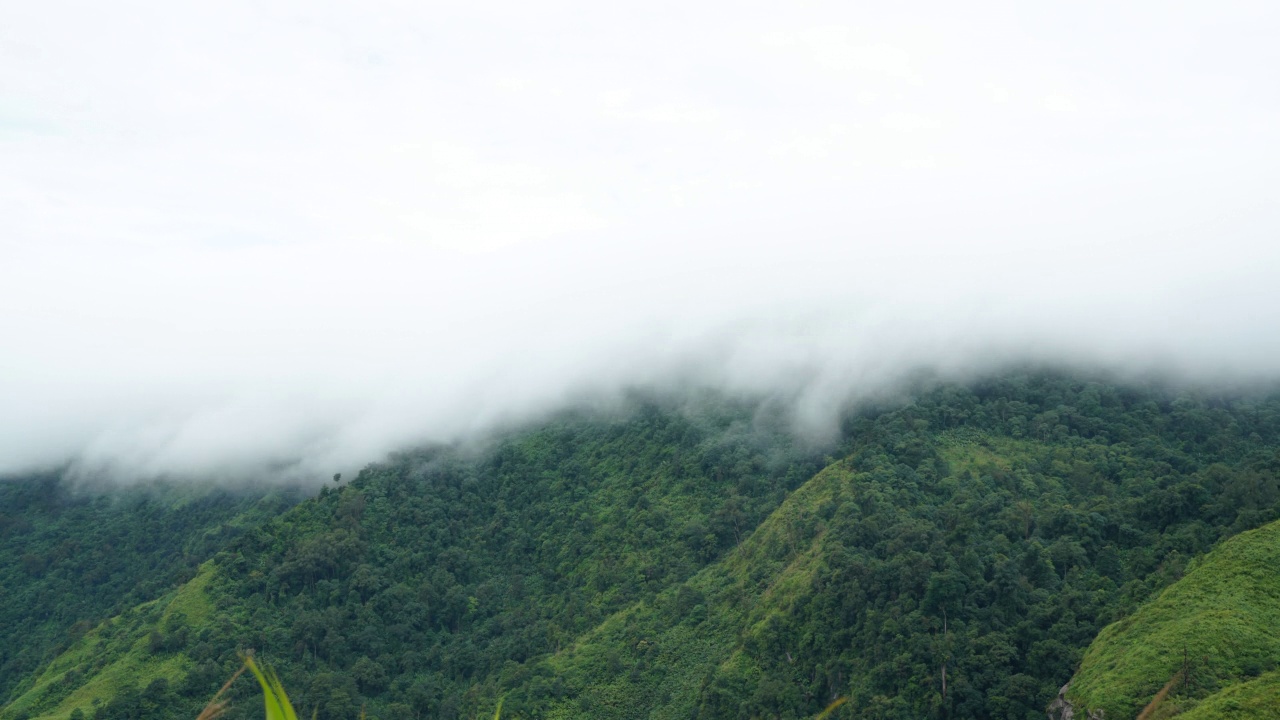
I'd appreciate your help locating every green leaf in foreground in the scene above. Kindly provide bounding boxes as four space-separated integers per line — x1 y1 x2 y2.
244 655 300 720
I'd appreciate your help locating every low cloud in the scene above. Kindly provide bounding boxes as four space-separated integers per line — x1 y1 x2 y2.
3 1 1279 482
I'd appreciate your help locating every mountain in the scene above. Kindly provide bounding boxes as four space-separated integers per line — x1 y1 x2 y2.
3 372 1279 720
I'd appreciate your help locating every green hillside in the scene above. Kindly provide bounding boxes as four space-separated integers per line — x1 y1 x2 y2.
4 373 1280 720
3 396 825 720
0 566 218 720
0 477 298 708
1067 518 1280 718
504 424 1280 720
1178 671 1280 719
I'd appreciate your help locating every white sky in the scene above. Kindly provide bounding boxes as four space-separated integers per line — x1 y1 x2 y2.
2 1 1279 480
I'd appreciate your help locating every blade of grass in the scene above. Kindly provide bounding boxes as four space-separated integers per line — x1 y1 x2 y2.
244 654 300 720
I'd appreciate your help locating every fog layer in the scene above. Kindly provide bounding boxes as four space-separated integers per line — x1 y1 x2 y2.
3 1 1279 480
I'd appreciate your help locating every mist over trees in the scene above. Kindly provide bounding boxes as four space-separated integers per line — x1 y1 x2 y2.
5 372 1280 719
4 2 1280 718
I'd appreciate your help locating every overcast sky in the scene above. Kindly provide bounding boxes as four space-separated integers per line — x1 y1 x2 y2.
3 1 1279 481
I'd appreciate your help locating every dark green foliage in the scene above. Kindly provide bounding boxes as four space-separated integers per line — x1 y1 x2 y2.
493 375 1280 719
3 373 1280 720
0 478 298 706
188 399 822 720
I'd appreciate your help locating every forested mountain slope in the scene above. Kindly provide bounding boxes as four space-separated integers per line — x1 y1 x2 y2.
3 373 1280 720
0 478 299 707
509 392 1280 719
2 397 824 720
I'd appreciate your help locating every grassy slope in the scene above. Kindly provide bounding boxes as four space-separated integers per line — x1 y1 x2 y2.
0 565 216 720
1178 670 1280 719
1068 519 1280 719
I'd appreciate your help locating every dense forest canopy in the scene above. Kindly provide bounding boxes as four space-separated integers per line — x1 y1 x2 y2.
2 371 1280 720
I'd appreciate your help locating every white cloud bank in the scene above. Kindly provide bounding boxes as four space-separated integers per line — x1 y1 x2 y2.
2 1 1279 480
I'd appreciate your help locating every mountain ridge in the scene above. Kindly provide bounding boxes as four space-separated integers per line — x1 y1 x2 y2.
3 372 1280 719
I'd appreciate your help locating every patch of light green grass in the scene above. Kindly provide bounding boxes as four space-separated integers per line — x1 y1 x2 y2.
1068 520 1280 719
